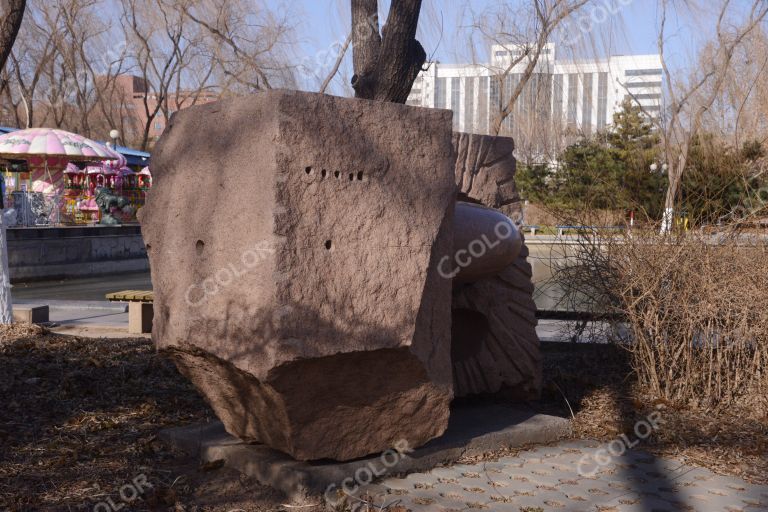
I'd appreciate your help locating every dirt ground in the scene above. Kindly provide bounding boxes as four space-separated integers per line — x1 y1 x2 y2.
1 326 765 511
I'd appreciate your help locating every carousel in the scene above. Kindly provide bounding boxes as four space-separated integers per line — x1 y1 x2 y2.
0 128 152 226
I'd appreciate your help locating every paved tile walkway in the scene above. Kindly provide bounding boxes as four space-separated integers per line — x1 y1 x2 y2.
359 440 768 511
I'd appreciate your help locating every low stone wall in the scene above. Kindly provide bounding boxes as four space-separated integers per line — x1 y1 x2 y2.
8 226 149 282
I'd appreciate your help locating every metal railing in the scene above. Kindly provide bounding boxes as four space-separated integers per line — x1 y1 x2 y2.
3 190 146 227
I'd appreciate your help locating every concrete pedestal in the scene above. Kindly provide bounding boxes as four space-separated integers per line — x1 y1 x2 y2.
13 304 49 324
160 404 571 500
128 302 153 334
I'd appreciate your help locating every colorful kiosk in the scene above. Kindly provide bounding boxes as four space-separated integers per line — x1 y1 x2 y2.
0 128 151 225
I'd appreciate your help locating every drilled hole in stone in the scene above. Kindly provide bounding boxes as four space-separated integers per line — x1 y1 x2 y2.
305 166 312 175
334 170 340 178
324 240 332 250
348 173 354 181
357 171 364 181
195 240 204 254
321 169 327 178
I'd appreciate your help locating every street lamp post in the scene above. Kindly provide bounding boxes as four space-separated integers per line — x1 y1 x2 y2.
109 129 120 149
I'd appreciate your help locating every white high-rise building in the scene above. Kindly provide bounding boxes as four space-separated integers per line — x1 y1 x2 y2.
406 43 663 160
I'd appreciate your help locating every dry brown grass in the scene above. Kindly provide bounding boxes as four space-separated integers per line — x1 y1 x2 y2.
540 342 768 484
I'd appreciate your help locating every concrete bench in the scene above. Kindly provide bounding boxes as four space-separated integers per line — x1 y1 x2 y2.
106 290 154 334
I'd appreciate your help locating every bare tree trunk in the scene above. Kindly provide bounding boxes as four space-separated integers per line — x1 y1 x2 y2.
0 212 11 323
0 0 23 324
351 0 426 103
0 0 25 72
661 154 685 233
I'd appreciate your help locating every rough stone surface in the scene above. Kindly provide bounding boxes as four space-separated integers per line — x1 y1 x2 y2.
452 201 522 284
159 404 571 500
139 90 457 461
451 133 541 398
453 133 522 221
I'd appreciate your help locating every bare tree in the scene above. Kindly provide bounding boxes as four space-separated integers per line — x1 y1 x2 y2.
120 0 193 151
0 0 25 73
654 0 768 232
700 27 768 148
351 0 427 103
182 0 298 94
472 0 591 138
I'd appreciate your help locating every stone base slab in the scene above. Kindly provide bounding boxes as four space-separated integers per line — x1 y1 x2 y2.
159 404 570 500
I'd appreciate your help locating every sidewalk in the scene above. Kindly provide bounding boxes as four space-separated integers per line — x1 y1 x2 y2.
15 299 590 342
14 299 146 338
358 439 768 511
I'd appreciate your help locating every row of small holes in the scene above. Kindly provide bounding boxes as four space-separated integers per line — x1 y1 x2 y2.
305 166 364 181
301 167 347 252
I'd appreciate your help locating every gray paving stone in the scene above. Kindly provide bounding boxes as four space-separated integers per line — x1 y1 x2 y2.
511 490 582 511
378 476 413 491
428 467 462 479
371 440 766 512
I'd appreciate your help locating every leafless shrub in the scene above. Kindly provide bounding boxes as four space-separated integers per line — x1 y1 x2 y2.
554 223 768 416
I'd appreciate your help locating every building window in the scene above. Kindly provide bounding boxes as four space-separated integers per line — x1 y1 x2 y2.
435 77 447 108
464 77 475 133
627 93 661 101
490 76 501 113
625 81 662 89
552 74 563 127
495 50 508 57
597 72 608 130
478 76 489 134
154 121 163 131
567 73 578 128
625 68 663 76
582 73 593 135
503 74 519 134
451 77 461 130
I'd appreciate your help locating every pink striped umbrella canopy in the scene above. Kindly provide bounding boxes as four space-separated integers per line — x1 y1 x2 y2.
0 128 121 162
103 152 128 170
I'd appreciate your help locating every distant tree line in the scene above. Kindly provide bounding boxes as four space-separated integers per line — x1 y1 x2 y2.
517 101 767 226
0 0 299 150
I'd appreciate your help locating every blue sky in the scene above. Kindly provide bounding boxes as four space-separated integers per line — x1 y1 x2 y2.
273 0 707 94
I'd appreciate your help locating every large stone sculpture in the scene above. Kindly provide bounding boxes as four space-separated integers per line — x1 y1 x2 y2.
139 90 457 461
451 133 541 399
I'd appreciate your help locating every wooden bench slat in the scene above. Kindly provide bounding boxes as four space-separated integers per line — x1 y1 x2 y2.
106 290 154 302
